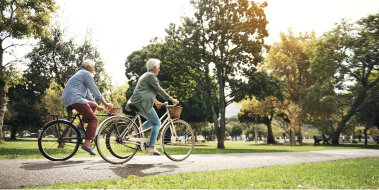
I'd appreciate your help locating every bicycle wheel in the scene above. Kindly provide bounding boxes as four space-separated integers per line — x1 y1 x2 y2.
96 116 139 164
38 120 81 161
161 119 194 161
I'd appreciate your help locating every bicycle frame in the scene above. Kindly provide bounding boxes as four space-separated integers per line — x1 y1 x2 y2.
123 105 177 152
49 112 112 141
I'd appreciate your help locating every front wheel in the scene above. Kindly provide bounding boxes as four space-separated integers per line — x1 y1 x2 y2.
161 119 194 161
38 120 81 161
96 116 139 164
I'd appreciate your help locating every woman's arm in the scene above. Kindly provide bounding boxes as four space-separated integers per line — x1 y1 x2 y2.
146 74 170 100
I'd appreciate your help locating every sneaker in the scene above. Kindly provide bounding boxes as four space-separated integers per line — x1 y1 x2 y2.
146 148 160 156
81 145 96 156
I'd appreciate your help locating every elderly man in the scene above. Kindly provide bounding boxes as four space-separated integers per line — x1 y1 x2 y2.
126 58 179 155
62 59 113 155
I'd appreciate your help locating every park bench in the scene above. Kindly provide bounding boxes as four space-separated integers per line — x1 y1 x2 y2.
313 135 330 145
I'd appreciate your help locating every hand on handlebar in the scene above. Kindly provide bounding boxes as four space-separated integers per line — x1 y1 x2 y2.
170 98 179 105
106 103 113 110
96 106 104 111
155 101 164 109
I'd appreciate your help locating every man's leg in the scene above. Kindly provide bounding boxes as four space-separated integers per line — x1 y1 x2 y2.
71 103 98 148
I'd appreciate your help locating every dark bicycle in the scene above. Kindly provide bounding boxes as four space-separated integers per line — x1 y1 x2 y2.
37 108 115 161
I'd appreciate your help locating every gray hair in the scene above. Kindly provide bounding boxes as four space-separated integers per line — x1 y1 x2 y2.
82 59 95 68
146 58 160 71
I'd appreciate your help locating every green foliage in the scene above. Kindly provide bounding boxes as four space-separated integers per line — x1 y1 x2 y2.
104 83 128 108
307 14 379 144
266 30 315 104
1 140 377 160
34 158 379 189
25 27 109 92
0 0 57 140
41 82 64 115
5 83 44 137
0 0 56 40
230 125 243 138
124 40 215 126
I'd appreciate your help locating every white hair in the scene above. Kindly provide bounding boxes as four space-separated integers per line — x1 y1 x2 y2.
82 59 95 68
146 58 160 71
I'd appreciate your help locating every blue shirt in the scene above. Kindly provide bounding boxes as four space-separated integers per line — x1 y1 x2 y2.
62 68 103 108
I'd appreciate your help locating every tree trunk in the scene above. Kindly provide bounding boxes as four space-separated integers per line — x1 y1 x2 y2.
11 125 17 140
217 104 225 149
297 124 303 145
332 92 366 144
254 125 258 143
266 119 276 144
0 83 5 141
0 46 5 141
364 128 368 146
216 64 226 149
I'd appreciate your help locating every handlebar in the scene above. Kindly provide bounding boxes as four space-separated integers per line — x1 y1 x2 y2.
162 102 179 109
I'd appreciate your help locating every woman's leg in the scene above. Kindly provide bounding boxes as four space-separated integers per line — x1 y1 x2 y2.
136 105 161 147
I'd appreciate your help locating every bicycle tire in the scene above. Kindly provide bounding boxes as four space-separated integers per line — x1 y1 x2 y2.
38 120 81 161
96 115 139 164
161 119 194 161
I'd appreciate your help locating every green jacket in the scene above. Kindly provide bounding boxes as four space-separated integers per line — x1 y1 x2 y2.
126 71 170 113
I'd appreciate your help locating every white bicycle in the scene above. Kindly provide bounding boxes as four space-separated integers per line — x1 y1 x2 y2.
95 102 194 164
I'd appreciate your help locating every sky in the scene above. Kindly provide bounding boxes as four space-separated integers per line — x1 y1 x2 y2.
55 0 378 87
54 0 379 117
6 0 379 117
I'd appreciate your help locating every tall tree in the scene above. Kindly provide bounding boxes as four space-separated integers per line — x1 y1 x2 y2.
0 0 56 140
265 31 315 145
124 41 215 133
183 0 269 148
355 72 379 145
25 27 110 115
308 14 379 144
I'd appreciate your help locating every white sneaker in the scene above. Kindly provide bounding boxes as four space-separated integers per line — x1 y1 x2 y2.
146 148 160 156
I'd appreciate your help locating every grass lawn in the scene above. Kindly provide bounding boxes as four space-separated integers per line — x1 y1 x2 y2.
0 138 378 160
30 157 379 189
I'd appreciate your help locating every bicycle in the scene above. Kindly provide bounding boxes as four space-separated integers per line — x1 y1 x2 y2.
38 108 113 161
95 102 195 164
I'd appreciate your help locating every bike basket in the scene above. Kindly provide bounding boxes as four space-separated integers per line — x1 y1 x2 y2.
169 106 183 118
111 107 123 115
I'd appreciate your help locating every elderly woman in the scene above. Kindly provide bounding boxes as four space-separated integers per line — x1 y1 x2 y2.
126 58 178 155
62 60 113 155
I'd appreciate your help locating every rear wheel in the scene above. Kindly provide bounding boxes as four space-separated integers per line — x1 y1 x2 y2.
161 119 194 161
38 120 81 161
96 116 139 164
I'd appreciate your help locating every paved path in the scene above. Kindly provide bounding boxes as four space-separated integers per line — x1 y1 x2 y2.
1 149 379 188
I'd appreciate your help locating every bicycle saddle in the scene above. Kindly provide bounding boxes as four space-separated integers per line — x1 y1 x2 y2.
125 103 139 113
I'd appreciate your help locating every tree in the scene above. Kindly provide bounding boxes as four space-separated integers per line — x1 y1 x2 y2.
25 27 110 114
308 14 379 144
0 0 56 140
124 41 215 134
6 82 44 139
265 31 315 145
230 125 243 140
239 96 284 144
179 0 269 148
355 72 379 145
104 83 129 108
